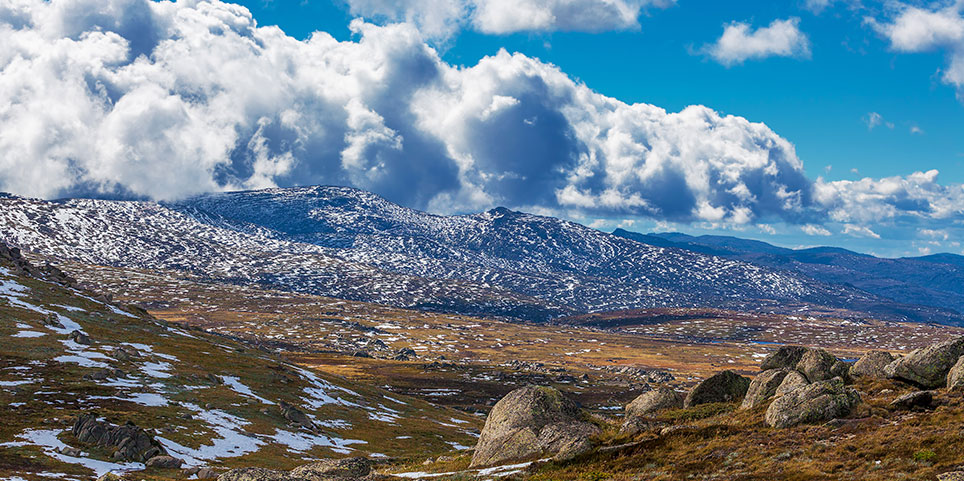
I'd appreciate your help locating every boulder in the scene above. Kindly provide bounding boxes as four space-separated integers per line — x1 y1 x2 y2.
217 467 289 481
760 346 809 371
850 351 896 379
683 371 750 408
288 457 372 479
885 337 964 388
72 414 165 462
764 378 861 428
938 472 964 481
741 369 790 409
68 330 92 345
197 467 219 479
279 401 315 431
624 388 684 419
470 386 600 468
145 455 183 469
889 390 935 410
796 348 845 383
947 356 964 390
775 370 809 396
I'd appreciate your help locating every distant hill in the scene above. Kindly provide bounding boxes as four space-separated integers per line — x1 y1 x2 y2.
614 229 964 324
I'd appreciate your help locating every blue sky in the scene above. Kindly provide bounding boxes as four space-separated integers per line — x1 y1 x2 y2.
1 0 963 258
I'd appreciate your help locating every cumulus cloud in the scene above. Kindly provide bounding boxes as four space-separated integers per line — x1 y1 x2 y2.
802 224 832 236
869 3 964 99
843 224 881 239
702 18 811 66
864 112 894 130
0 0 962 240
343 0 676 40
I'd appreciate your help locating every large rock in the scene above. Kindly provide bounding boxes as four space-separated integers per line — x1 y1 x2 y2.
795 348 841 383
947 356 964 390
621 388 683 435
885 337 964 388
850 351 896 379
145 455 183 469
683 371 750 408
889 390 935 410
775 370 809 396
760 346 809 371
764 378 861 428
741 369 790 409
470 386 600 468
289 457 372 479
72 414 165 462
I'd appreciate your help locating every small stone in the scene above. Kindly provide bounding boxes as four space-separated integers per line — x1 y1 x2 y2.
889 390 935 410
145 455 183 469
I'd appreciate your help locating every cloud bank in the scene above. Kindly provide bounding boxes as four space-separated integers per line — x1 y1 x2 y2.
0 0 961 236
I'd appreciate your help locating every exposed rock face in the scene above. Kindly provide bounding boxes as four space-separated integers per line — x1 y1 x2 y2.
69 330 92 345
946 356 964 390
683 371 750 408
741 369 790 409
72 414 165 462
775 370 809 397
885 337 964 388
890 391 935 410
851 351 896 379
764 378 861 428
288 457 372 479
796 349 839 382
470 386 600 468
197 467 219 479
760 346 809 371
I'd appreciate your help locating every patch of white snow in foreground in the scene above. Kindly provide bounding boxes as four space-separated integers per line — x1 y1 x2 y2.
0 429 144 477
155 404 263 466
222 375 275 405
392 460 542 479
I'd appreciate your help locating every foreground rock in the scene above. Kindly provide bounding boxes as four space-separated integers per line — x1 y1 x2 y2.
621 387 683 434
775 370 809 397
761 346 848 383
145 455 183 469
470 385 600 468
885 337 964 388
684 371 750 408
741 369 790 409
889 390 935 410
72 413 166 462
764 378 861 428
850 351 896 379
218 458 373 481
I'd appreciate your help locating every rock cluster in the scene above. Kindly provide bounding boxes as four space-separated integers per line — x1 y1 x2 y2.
72 414 169 463
885 337 964 388
470 385 599 468
218 457 374 481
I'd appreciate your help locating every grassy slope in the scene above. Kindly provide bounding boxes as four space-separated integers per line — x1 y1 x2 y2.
0 261 479 481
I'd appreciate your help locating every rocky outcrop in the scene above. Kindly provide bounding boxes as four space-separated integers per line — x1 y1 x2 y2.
289 458 372 479
850 351 896 379
885 337 964 388
145 455 183 469
683 371 750 408
760 346 809 371
741 369 790 409
764 378 861 428
624 388 683 419
279 401 315 431
217 458 375 481
470 386 600 468
947 356 964 390
72 413 166 462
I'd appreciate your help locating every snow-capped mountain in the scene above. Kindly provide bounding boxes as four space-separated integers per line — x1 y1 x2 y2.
0 186 936 322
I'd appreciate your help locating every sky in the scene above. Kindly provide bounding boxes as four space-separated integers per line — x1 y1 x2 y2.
0 0 963 257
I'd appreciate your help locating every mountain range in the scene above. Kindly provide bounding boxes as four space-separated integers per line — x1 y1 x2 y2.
0 185 960 324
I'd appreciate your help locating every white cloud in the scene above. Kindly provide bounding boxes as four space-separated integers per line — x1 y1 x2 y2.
920 228 950 240
343 0 676 40
702 18 811 66
864 112 894 130
802 224 832 236
870 4 964 99
814 170 964 224
804 0 835 14
843 224 881 239
910 125 924 134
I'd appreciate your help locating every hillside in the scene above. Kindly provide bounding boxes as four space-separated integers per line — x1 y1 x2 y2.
0 186 923 323
0 244 479 480
614 229 964 324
